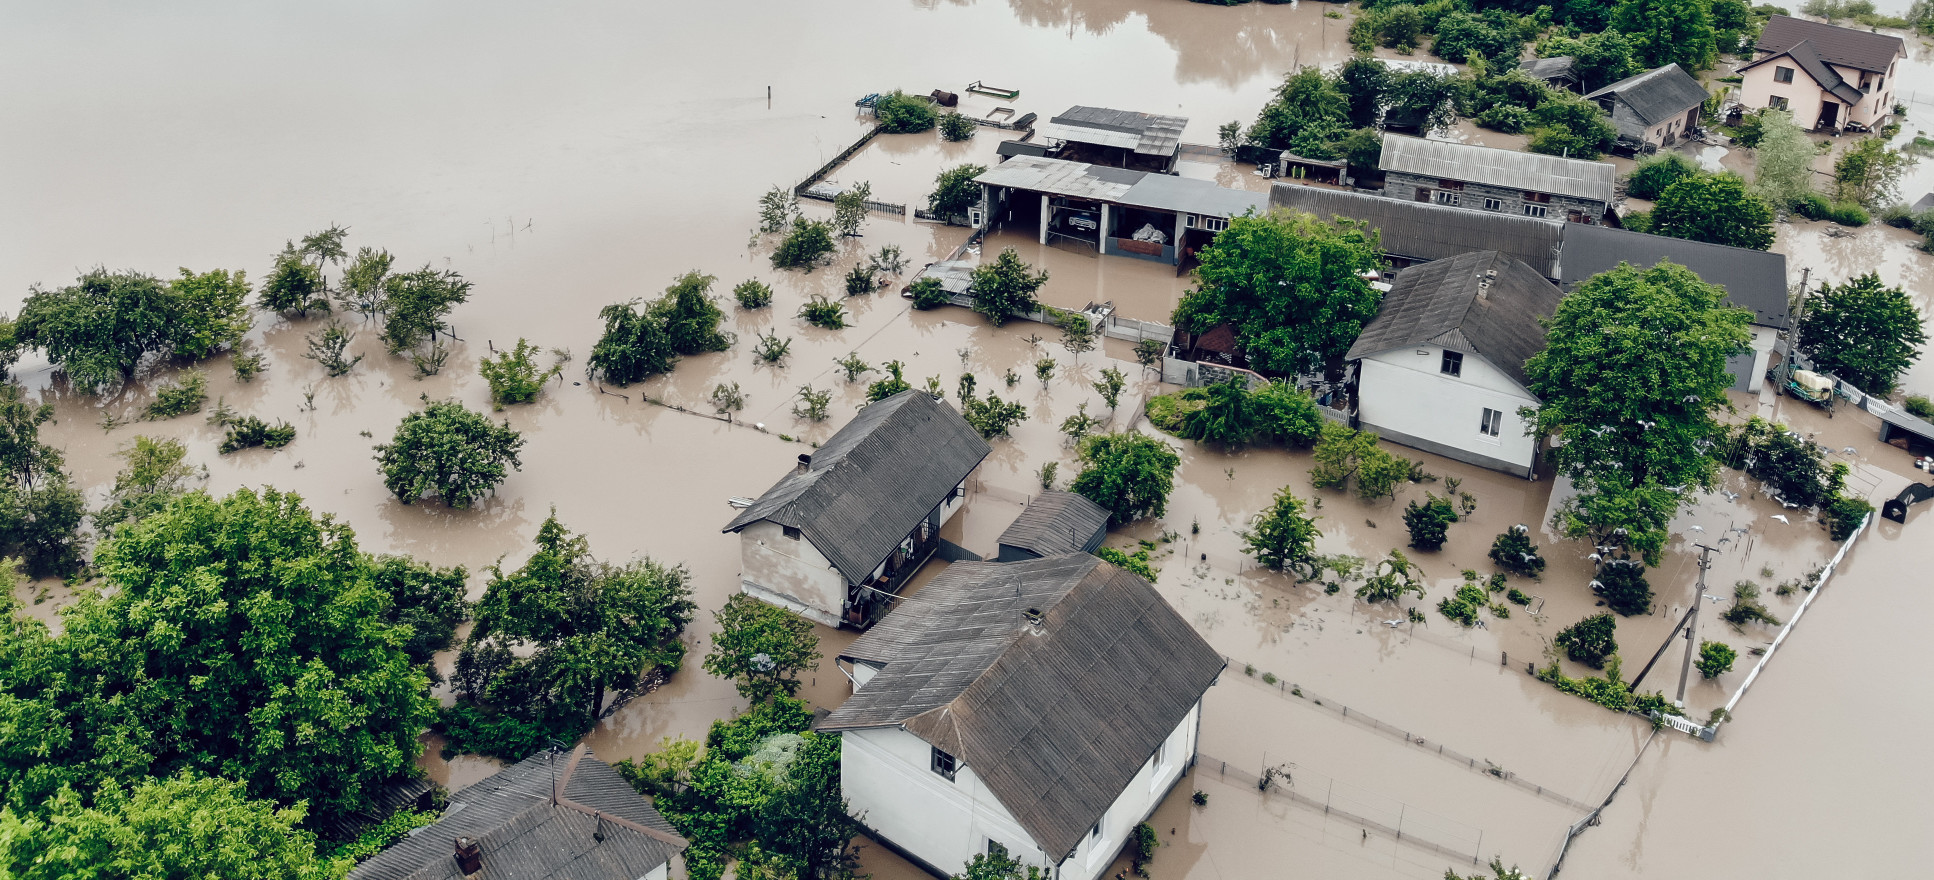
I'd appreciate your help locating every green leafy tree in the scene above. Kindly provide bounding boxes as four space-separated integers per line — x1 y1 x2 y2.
867 361 913 402
1525 263 1751 564
1173 210 1383 376
374 399 526 508
1246 68 1349 149
369 554 469 669
1489 527 1546 577
1432 9 1528 67
1749 109 1815 209
1095 366 1127 411
1833 137 1913 208
954 851 1051 880
16 269 176 394
1242 486 1322 573
1626 153 1701 200
703 593 821 704
1056 310 1096 361
0 383 84 576
1356 548 1424 603
166 267 252 360
93 435 193 535
758 185 800 234
1797 273 1926 395
1180 376 1258 448
1696 639 1736 678
650 271 732 354
1446 858 1534 880
380 265 472 353
962 393 1028 439
874 90 937 133
1070 432 1181 525
258 243 329 317
1383 69 1462 136
1612 0 1719 71
1595 557 1655 615
939 111 978 141
480 338 564 407
298 224 350 291
1539 31 1641 91
1402 493 1459 551
1555 612 1619 668
1252 381 1325 446
969 248 1049 326
337 246 394 319
1 772 335 880
1336 56 1392 129
304 321 362 377
832 182 873 238
588 300 678 385
772 217 837 271
1309 422 1412 500
1527 94 1619 160
908 276 952 310
1652 172 1776 250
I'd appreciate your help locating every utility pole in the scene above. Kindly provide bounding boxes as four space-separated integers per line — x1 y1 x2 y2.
1676 543 1718 707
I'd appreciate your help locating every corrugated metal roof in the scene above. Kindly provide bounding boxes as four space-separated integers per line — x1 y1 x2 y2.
1754 14 1904 72
1121 173 1268 219
722 390 990 585
1270 185 1566 278
997 491 1110 557
1345 251 1563 390
1379 136 1617 204
1046 106 1189 156
819 554 1223 861
1585 64 1710 130
1520 56 1577 83
978 155 1263 219
1558 224 1790 329
349 749 683 880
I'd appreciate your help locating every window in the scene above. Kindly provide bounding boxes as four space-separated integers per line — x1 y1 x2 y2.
1433 191 1460 206
930 746 958 781
1436 179 1465 191
1774 65 1795 84
988 840 1009 859
1769 95 1789 110
1483 197 1503 212
1480 408 1503 437
781 525 801 540
1522 204 1548 218
1150 738 1172 791
1440 350 1464 377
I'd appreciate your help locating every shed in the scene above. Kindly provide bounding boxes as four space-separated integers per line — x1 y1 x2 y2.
1585 64 1711 146
996 490 1110 561
1520 56 1579 90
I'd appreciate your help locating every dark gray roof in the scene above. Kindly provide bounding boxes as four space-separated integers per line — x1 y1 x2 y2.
1044 106 1188 157
1754 14 1904 73
1270 185 1566 278
1558 223 1790 329
349 748 684 880
997 491 1110 557
1520 56 1577 83
1912 192 1934 213
819 554 1224 860
1345 251 1562 390
1585 64 1709 128
723 390 990 585
997 140 1051 159
1120 173 1268 219
1379 135 1617 204
1742 40 1864 106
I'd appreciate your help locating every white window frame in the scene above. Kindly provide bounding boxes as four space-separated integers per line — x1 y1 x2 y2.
1087 815 1109 868
1483 197 1503 212
1480 407 1503 438
1434 191 1460 207
1522 204 1548 218
1149 736 1172 792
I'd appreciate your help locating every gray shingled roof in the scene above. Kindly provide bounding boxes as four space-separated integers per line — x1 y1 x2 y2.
1520 56 1577 84
1345 251 1562 390
1270 185 1566 278
819 554 1224 860
1379 135 1617 204
997 491 1110 557
722 390 990 585
349 748 684 880
1741 40 1864 106
1585 64 1710 129
1754 14 1904 72
1558 223 1790 329
1042 106 1188 157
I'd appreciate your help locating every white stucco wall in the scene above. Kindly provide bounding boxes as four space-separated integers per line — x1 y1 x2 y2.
842 702 1202 880
1357 347 1540 477
738 520 846 628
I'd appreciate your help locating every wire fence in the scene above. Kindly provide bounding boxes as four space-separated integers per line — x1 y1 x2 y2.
1196 752 1488 867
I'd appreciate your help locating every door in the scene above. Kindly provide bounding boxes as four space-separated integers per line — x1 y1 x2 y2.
1818 101 1840 129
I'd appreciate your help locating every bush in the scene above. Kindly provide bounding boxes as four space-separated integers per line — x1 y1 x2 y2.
939 112 977 141
907 276 951 310
1904 394 1934 420
219 416 296 453
799 295 847 329
142 369 208 420
1437 582 1488 626
1097 545 1159 581
1242 486 1322 573
1555 613 1618 668
1620 210 1653 233
1593 561 1653 615
1402 493 1459 551
928 163 987 219
866 360 911 401
1626 153 1701 200
1475 104 1535 133
1131 822 1158 877
587 300 677 385
651 271 732 355
1824 493 1873 541
1695 640 1736 678
968 248 1048 326
843 264 877 297
873 90 936 133
734 280 773 309
961 393 1028 439
1071 433 1182 525
771 218 836 271
751 331 792 365
1488 528 1545 577
479 338 561 408
374 400 525 508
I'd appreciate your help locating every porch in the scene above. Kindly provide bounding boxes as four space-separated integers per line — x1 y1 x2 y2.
843 508 945 628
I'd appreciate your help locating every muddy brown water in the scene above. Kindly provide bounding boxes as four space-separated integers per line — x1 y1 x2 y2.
5 3 1932 877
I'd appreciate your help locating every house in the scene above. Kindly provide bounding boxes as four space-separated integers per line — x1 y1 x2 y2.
994 490 1110 562
1346 251 1565 478
1269 184 1567 278
1378 136 1618 224
975 155 1266 265
1519 56 1580 91
1584 64 1711 149
817 553 1224 880
348 746 685 880
1034 106 1189 173
1557 224 1790 393
1738 14 1904 132
722 390 990 628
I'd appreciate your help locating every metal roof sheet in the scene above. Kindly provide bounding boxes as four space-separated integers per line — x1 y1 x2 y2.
1557 223 1790 329
997 491 1111 557
1046 105 1189 156
1120 173 1268 218
1345 251 1563 390
1378 135 1618 203
1270 185 1566 278
975 155 1143 203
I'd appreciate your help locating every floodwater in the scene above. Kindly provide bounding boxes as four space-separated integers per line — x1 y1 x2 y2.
4 2 1931 878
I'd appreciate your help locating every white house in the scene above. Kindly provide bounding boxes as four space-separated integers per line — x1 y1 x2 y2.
817 553 1225 880
1346 251 1565 479
723 390 990 629
1737 14 1904 132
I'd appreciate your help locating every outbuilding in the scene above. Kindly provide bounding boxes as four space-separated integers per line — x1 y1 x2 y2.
1378 135 1617 224
995 490 1110 562
1584 63 1711 149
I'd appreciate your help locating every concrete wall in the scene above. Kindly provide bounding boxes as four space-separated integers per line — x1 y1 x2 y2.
1356 348 1540 478
1383 171 1608 223
738 519 847 628
1740 54 1899 129
642 862 668 880
842 703 1202 880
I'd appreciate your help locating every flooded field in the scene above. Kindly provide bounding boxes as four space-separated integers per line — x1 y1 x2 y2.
5 1 1933 877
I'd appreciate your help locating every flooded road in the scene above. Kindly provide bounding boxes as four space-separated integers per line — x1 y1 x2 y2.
4 2 1931 877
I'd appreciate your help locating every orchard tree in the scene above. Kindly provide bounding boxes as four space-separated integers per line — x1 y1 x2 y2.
374 399 525 508
588 299 679 384
1172 210 1384 376
1611 0 1718 72
259 242 329 317
380 264 472 353
929 163 988 219
337 246 395 319
650 271 732 354
969 248 1049 326
1069 432 1182 525
1652 172 1776 250
703 593 822 704
1798 273 1926 395
1833 137 1914 208
1749 109 1814 210
1523 263 1751 563
1554 613 1618 668
1241 486 1322 574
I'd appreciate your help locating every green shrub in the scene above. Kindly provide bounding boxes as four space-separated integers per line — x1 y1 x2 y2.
1097 545 1159 581
1791 193 1865 225
1555 613 1618 668
219 416 296 453
1904 394 1934 420
1824 493 1873 541
843 264 877 297
908 276 951 310
733 279 773 309
1437 582 1488 626
867 360 911 401
1475 105 1534 134
479 338 561 408
1620 210 1653 233
799 295 847 329
1489 528 1545 577
1402 493 1459 551
873 90 937 133
320 808 440 865
1594 561 1653 616
1131 822 1158 876
939 112 977 141
1695 640 1736 678
771 218 836 271
1144 389 1207 434
142 369 207 420
1507 586 1532 605
1626 153 1700 200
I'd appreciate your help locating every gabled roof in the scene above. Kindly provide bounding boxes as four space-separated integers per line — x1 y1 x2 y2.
1754 14 1904 73
819 554 1224 860
997 490 1110 557
1379 136 1618 204
1519 55 1577 84
723 390 990 585
1585 64 1710 128
1558 223 1790 329
349 747 684 880
1742 40 1864 105
1270 185 1567 278
1345 251 1562 390
1039 106 1188 157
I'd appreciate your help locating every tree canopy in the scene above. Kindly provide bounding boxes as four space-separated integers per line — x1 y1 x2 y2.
929 163 988 218
1749 109 1815 210
1610 0 1719 72
15 267 251 395
1173 210 1384 377
1798 273 1926 395
1070 432 1182 526
968 248 1049 326
380 265 472 354
1242 485 1322 574
703 593 822 705
1651 172 1776 250
373 399 526 508
0 383 84 576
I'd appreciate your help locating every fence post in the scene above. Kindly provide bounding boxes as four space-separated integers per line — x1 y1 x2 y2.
1397 805 1405 841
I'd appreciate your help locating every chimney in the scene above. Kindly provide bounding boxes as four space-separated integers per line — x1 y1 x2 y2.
796 452 813 473
1020 606 1045 635
454 837 483 875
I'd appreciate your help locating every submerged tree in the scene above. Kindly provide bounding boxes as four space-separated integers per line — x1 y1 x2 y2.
968 248 1049 326
1242 486 1322 574
1070 432 1181 525
703 593 821 704
374 399 525 508
381 265 472 353
587 299 678 384
1652 172 1776 250
1798 272 1926 395
928 163 988 219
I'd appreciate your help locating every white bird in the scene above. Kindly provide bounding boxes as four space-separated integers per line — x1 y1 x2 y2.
1612 528 1628 537
1842 447 1858 455
1513 523 1529 534
1522 553 1539 563
1383 619 1403 628
1588 553 1603 563
1684 395 1700 403
1721 490 1740 501
1772 514 1790 524
1702 594 1725 603
1689 525 1704 532
1782 500 1799 509
1589 580 1605 591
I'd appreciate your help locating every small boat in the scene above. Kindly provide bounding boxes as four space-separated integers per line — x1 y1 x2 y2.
966 80 1020 99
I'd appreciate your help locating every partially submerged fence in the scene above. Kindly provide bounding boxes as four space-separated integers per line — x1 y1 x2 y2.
1195 752 1490 867
792 123 885 199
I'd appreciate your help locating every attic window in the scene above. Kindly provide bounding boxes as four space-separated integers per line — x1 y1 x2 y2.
782 526 802 540
1440 350 1464 377
930 746 958 781
1774 66 1794 84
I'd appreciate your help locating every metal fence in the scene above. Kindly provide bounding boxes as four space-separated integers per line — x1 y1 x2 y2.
1196 752 1489 866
